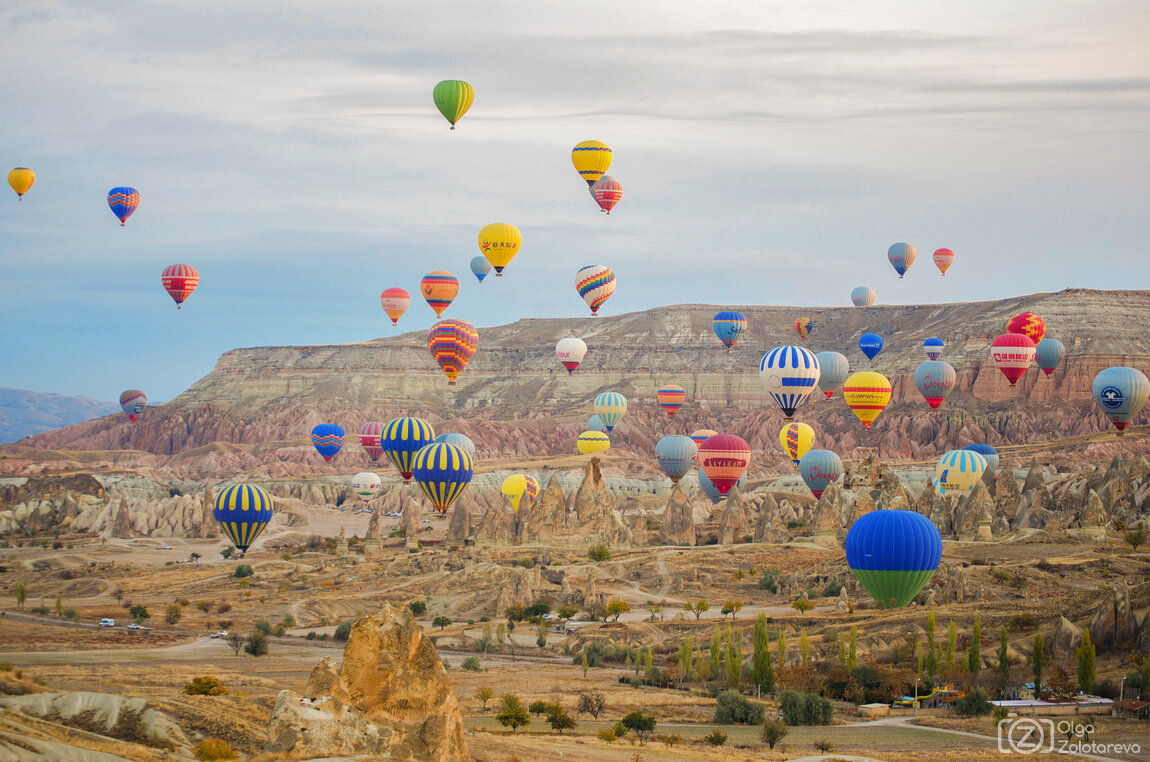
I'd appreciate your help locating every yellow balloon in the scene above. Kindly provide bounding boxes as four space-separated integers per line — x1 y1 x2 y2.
571 140 612 186
478 223 522 276
842 371 892 428
778 422 815 465
501 474 528 511
576 430 611 455
935 450 988 495
8 168 35 198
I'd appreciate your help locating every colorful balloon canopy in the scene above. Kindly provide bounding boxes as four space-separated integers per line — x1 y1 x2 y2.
161 264 199 309
352 472 381 499
575 265 615 316
859 333 883 361
914 360 957 409
8 168 35 199
779 422 815 465
434 432 476 461
936 449 988 495
793 317 813 341
577 430 611 455
382 417 436 481
428 319 479 385
933 248 954 276
469 256 492 283
501 474 531 511
556 337 588 373
213 484 273 554
655 435 697 483
478 223 522 276
697 434 750 498
119 389 146 422
851 286 876 307
814 351 849 399
923 338 944 360
413 442 473 515
107 187 139 226
1092 366 1150 434
593 392 627 431
798 449 842 499
523 475 539 508
571 140 612 185
358 421 385 462
963 443 999 475
1007 312 1046 345
698 469 745 504
887 242 916 278
990 333 1035 386
1035 338 1065 378
689 429 717 446
759 346 821 419
588 414 608 433
380 287 411 325
712 311 746 353
845 510 941 608
432 80 474 129
842 371 892 428
420 272 459 317
656 385 686 417
311 424 345 462
590 175 623 214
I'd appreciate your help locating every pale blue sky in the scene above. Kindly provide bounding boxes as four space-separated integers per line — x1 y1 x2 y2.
1 1 1147 402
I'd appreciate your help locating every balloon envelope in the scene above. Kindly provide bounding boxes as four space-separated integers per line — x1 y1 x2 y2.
759 346 821 419
793 317 813 340
587 414 607 433
1035 338 1065 377
923 338 944 360
432 80 474 128
382 417 436 480
523 476 539 509
160 264 199 308
420 271 459 317
380 287 411 325
590 175 623 214
991 333 1035 385
936 450 987 495
798 449 842 498
859 333 883 360
1007 312 1046 344
712 311 746 352
469 256 492 282
351 472 381 499
779 422 815 465
689 429 717 446
556 338 588 373
698 469 745 504
887 242 916 278
851 286 876 307
698 434 750 497
213 484 274 553
434 432 476 461
501 474 528 511
933 248 954 275
575 265 615 315
478 223 522 275
963 443 999 475
119 389 146 422
413 443 473 515
656 385 686 417
8 168 35 198
593 392 627 432
107 187 139 225
846 510 941 608
428 319 478 385
311 424 345 462
571 140 612 185
358 421 385 462
914 361 957 409
1092 366 1150 433
656 435 698 483
577 430 611 454
842 371 892 428
815 351 849 398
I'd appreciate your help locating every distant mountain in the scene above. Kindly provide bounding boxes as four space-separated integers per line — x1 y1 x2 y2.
0 388 119 444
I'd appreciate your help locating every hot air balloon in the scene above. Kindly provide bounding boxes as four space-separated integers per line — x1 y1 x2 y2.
434 432 476 461
556 338 588 373
845 510 941 608
380 288 411 325
575 265 615 316
859 333 883 361
413 442 473 515
478 223 522 276
572 140 612 185
352 472 381 499
887 242 916 278
107 187 139 226
759 346 821 420
119 389 146 422
593 392 627 432
311 424 345 462
697 434 750 497
420 272 459 317
779 422 815 465
1093 366 1150 434
469 256 492 283
382 417 436 480
501 474 529 511
712 311 747 353
656 385 686 417
814 351 849 399
851 286 876 307
914 361 957 409
793 317 813 341
428 319 478 385
990 333 1035 385
798 449 842 499
588 414 607 433
432 80 474 129
655 435 698 483
590 175 623 214
8 168 35 199
1007 312 1045 344
963 443 999 475
577 430 611 454
1035 338 1065 378
933 248 954 276
923 338 944 360
358 422 385 462
161 264 199 309
213 484 273 555
936 450 988 495
842 371 892 428
689 429 718 446
698 469 745 504
523 475 539 508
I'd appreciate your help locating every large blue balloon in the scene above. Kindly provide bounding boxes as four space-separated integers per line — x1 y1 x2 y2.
963 443 999 475
311 424 345 462
655 435 698 483
470 256 492 283
712 311 747 352
1092 366 1150 433
845 510 941 608
859 333 884 360
698 468 745 504
213 484 274 554
412 442 473 515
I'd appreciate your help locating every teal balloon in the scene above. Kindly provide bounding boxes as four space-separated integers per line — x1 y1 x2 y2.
655 435 698 483
798 449 842 499
470 256 492 283
1093 366 1150 433
814 351 849 398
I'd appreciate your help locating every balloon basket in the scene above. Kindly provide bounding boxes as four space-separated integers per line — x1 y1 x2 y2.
448 381 456 386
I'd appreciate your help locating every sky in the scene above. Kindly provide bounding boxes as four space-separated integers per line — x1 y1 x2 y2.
1 0 1148 403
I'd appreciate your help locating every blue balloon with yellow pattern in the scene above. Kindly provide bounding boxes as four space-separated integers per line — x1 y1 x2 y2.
712 311 747 353
382 417 436 481
413 442 473 515
213 484 274 554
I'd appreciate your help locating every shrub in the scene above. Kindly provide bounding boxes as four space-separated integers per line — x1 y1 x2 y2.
233 565 253 578
408 600 427 616
957 686 991 717
305 631 318 640
791 599 814 613
183 676 226 696
1009 613 1038 631
547 705 577 733
529 700 555 716
761 718 789 748
779 690 832 725
814 739 835 752
704 729 728 746
588 545 611 562
461 656 482 672
433 616 452 630
333 621 352 641
195 738 236 760
821 580 843 598
243 632 269 657
496 693 530 731
253 619 271 635
518 557 535 569
714 690 765 725
596 728 617 743
621 711 656 745
759 567 780 593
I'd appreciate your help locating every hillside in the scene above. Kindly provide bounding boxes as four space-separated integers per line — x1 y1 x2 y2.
0 388 119 444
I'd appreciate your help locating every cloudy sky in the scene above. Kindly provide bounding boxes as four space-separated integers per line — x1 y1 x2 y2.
1 0 1147 402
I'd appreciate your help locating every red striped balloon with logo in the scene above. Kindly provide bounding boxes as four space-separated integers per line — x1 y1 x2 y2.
161 264 199 309
991 333 1035 386
697 434 750 497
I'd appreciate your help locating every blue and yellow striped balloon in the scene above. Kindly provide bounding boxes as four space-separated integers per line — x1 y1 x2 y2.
935 449 988 495
213 484 274 553
413 442 473 515
593 392 628 432
382 417 436 481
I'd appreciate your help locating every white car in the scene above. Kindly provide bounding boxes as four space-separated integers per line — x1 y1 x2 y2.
422 519 432 524
98 618 115 627
211 630 228 639
127 622 141 630
159 544 173 550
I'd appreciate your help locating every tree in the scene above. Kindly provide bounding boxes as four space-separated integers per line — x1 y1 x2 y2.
779 690 833 725
529 700 554 716
714 690 764 724
557 604 578 620
997 627 1012 689
621 710 656 745
587 545 611 562
581 651 589 677
605 599 630 622
751 614 775 693
690 599 710 620
759 567 780 593
967 617 982 686
721 600 744 620
1127 528 1145 551
461 656 482 672
677 638 695 685
432 616 451 630
576 691 605 718
791 599 814 612
1077 627 1096 695
493 622 505 651
183 676 226 696
495 693 530 732
165 603 182 625
190 552 201 563
925 611 939 677
847 625 858 671
535 621 548 654
129 604 150 624
945 620 958 672
778 629 789 668
408 600 427 616
474 686 493 711
220 547 234 560
709 624 722 680
725 624 742 688
244 631 269 657
254 619 272 635
547 705 576 733
799 628 810 667
15 583 27 610
233 564 253 578
224 632 244 656
55 595 63 617
957 686 991 716
645 601 662 622
1031 634 1045 699
334 620 352 641
761 718 789 749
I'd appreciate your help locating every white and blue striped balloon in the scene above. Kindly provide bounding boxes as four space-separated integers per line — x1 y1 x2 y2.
760 346 821 419
935 449 988 495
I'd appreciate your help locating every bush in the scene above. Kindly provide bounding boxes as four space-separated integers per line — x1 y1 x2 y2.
243 632 269 657
408 600 427 616
761 718 789 748
821 580 843 598
704 729 728 746
461 656 482 672
232 564 253 578
814 739 835 752
957 686 991 717
588 545 611 562
621 711 656 745
779 690 833 725
305 631 318 640
432 616 452 630
596 728 617 743
183 676 226 696
333 621 352 641
759 567 780 593
714 690 765 725
195 738 236 760
1009 613 1038 631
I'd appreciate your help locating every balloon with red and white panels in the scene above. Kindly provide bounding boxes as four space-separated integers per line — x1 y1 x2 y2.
990 333 1035 386
697 434 751 498
556 338 587 374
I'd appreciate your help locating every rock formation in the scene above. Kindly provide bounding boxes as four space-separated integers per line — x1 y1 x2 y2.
519 474 568 543
108 497 133 539
717 486 750 545
568 458 632 546
446 502 469 544
753 492 784 543
658 483 696 546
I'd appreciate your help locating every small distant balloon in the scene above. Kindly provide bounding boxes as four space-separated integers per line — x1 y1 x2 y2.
933 248 954 276
469 256 492 283
593 392 627 432
7 168 35 199
851 286 876 307
1007 312 1046 345
107 187 139 226
712 311 747 353
697 434 750 497
572 140 612 185
859 333 884 361
432 80 474 129
556 337 588 373
382 417 436 481
434 432 476 461
842 371 892 428
759 346 821 420
655 435 697 483
698 469 744 504
213 484 273 555
588 414 607 433
575 265 616 316
990 333 1035 386
689 429 717 446
798 449 842 499
380 287 411 325
478 223 522 276
793 317 813 341
428 319 478 385
358 421 385 462
1035 338 1065 378
1092 366 1150 434
887 242 916 278
963 443 999 475
779 421 815 465
311 424 345 462
590 175 623 214
656 385 686 417
119 389 146 422
413 442 473 515
501 474 529 512
352 472 381 499
420 272 459 317
914 360 957 409
161 264 199 309
936 450 988 494
577 430 611 455
923 338 944 360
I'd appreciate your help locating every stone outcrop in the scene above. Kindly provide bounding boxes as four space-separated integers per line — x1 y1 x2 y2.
658 483 696 546
568 458 633 546
753 492 784 543
955 483 995 538
108 497 133 539
717 486 750 545
473 499 518 545
1052 616 1082 657
519 475 568 543
446 502 469 543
